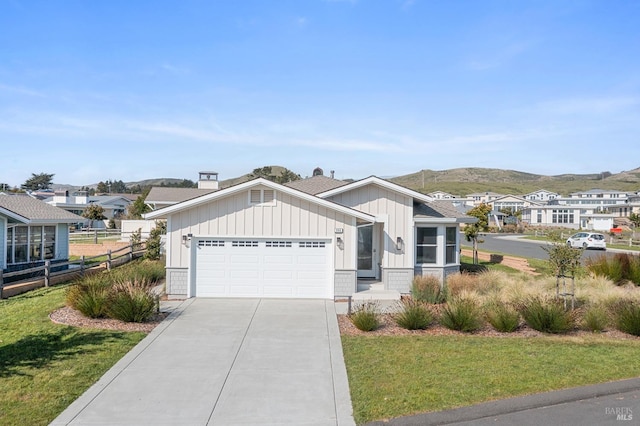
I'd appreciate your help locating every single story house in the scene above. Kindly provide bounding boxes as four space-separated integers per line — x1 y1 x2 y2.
144 174 476 299
0 194 83 273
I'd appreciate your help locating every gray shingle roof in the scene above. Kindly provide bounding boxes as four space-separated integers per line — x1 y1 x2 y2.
145 187 217 204
284 176 348 195
0 194 84 223
414 200 472 219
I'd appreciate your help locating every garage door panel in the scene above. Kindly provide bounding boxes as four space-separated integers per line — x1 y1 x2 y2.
230 254 260 264
264 255 295 264
296 255 328 265
263 270 294 279
262 286 294 296
195 239 331 299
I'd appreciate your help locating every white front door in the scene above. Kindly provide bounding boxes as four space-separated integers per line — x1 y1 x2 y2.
194 238 332 298
357 224 379 278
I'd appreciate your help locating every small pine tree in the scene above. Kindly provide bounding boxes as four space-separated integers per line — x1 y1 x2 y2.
145 221 167 260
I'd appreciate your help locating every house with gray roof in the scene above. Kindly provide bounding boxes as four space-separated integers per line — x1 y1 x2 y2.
145 171 476 300
0 194 83 274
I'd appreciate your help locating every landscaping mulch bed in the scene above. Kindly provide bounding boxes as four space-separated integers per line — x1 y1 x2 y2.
338 313 640 340
50 306 169 333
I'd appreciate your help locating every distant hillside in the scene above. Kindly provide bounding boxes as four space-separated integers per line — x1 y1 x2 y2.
390 167 640 197
53 166 640 197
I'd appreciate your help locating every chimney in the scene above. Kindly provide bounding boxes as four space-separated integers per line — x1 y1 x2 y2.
330 170 335 179
198 171 219 190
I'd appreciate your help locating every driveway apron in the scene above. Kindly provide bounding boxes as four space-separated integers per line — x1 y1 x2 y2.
51 298 355 426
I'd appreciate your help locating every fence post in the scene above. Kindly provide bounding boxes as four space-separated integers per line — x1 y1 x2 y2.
631 238 633 247
129 241 134 262
94 229 98 244
44 260 51 287
0 270 4 299
107 250 112 271
81 255 85 277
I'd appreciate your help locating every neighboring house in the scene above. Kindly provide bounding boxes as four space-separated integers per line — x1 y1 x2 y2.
43 191 132 229
608 193 640 219
522 189 559 203
466 191 505 206
567 189 630 201
427 190 459 200
489 194 538 213
144 174 476 300
521 204 615 231
0 194 83 273
145 171 219 210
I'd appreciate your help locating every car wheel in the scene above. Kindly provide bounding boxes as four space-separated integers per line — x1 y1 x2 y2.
567 241 572 247
582 242 588 249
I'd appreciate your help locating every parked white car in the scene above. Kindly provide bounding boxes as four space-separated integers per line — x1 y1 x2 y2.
566 232 607 250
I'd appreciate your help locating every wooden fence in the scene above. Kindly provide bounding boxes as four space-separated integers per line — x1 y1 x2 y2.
0 242 147 299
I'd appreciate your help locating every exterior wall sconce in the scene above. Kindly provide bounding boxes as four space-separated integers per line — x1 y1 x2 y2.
396 236 404 251
182 233 193 244
336 236 344 250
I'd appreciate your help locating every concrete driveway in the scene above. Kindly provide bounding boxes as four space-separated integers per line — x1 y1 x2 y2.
51 298 355 426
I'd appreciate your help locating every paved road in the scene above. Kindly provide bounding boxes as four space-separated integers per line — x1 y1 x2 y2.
466 233 616 262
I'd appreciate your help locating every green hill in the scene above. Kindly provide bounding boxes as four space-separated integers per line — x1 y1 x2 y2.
389 167 640 197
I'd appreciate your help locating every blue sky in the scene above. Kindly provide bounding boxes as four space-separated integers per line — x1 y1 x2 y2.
1 0 639 187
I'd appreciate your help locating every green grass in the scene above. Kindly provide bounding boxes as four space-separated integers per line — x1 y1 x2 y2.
460 254 522 274
342 335 640 424
0 286 145 426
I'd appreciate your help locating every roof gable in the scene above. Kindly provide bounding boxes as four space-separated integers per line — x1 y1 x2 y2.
144 178 376 222
316 176 434 204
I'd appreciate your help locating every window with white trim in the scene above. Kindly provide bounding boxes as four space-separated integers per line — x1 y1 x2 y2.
299 241 326 248
198 240 225 247
416 227 437 264
232 240 259 247
445 227 457 264
248 189 276 206
266 241 292 248
6 225 56 265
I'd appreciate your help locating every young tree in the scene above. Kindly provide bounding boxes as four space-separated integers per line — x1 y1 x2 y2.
276 168 302 184
21 172 55 191
145 220 167 260
127 195 151 219
630 212 640 228
82 204 106 228
464 203 492 264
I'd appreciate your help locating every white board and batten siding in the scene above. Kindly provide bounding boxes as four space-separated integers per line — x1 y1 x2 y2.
163 185 359 298
193 237 332 298
326 185 414 269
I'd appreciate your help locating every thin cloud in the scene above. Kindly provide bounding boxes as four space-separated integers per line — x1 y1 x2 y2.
538 96 640 115
0 83 46 97
467 40 536 71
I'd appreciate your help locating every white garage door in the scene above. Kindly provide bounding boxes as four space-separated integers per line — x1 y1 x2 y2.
194 238 332 298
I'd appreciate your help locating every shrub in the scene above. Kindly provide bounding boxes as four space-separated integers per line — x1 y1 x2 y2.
581 304 609 332
440 297 483 332
106 278 159 323
66 275 110 318
394 300 433 330
485 302 520 333
586 253 640 285
446 272 477 298
348 302 380 332
610 299 640 336
412 275 447 304
519 297 575 334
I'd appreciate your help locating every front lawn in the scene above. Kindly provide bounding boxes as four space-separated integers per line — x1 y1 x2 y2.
342 334 640 424
0 286 145 426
